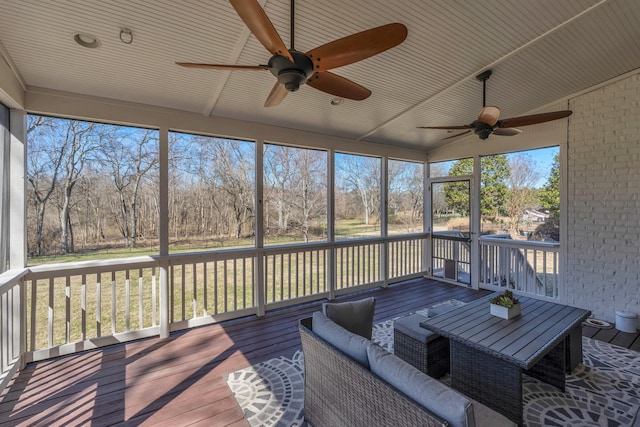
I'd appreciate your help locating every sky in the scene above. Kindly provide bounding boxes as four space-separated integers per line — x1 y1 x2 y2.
431 145 559 188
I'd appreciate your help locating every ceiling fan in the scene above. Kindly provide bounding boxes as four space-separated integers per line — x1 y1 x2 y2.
176 0 407 107
418 70 572 140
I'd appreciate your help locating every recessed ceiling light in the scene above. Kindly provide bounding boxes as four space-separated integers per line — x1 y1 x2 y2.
330 97 344 106
73 32 101 48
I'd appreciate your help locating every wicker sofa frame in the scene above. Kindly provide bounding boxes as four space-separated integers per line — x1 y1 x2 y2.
299 317 448 427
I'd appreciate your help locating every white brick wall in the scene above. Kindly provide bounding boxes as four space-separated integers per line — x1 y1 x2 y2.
566 72 640 323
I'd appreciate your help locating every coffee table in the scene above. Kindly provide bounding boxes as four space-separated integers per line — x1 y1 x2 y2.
420 294 591 426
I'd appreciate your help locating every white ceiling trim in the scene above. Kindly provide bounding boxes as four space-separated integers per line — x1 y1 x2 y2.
0 39 26 91
356 0 610 142
204 0 271 116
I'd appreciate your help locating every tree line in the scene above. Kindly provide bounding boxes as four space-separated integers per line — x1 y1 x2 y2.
434 152 560 234
26 116 425 259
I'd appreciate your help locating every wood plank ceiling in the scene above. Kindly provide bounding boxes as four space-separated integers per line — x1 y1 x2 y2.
1 0 639 150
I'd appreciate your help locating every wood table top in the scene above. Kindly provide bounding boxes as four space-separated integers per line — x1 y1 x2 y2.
420 294 591 369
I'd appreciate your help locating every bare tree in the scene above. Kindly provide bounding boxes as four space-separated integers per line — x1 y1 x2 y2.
291 149 327 241
58 120 101 253
26 116 64 256
336 155 380 226
264 145 295 233
100 128 158 247
205 138 255 239
388 160 423 233
507 154 540 232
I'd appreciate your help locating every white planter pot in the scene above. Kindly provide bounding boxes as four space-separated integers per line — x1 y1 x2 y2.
490 303 521 320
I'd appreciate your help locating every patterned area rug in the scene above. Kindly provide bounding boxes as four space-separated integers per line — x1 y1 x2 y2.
225 300 640 426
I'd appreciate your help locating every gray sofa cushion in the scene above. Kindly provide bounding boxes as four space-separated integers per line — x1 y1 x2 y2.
323 297 376 339
367 343 475 427
312 311 370 368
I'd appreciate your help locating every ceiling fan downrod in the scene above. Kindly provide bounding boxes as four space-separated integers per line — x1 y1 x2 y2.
290 0 295 51
476 69 492 107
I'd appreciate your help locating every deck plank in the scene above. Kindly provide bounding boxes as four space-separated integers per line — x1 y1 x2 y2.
0 278 637 426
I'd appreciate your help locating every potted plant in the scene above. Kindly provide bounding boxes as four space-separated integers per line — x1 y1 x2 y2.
489 290 521 320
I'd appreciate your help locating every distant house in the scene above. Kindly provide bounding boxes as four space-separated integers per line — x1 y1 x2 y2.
523 209 549 223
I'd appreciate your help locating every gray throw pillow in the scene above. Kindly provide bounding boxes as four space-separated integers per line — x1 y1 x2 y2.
312 311 370 368
367 343 475 427
323 297 376 339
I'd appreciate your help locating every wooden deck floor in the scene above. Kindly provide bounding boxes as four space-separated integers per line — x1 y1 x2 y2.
1 278 638 426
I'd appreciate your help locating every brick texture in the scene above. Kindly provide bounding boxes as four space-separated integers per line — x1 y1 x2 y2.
566 72 640 322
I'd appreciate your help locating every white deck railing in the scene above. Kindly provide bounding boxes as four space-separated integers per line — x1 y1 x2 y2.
18 234 428 363
0 269 27 390
479 235 560 298
0 232 559 382
432 232 471 284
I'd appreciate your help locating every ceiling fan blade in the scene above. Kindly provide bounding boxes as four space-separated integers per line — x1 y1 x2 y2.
442 130 472 140
264 82 288 107
477 106 500 126
493 127 522 136
305 23 407 71
417 125 473 130
229 0 294 62
176 62 270 71
307 72 371 100
498 110 572 128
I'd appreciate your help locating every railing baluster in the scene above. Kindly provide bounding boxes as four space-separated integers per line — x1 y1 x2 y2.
279 254 284 301
302 251 307 296
169 266 174 322
30 279 36 351
96 273 102 338
138 269 143 329
223 260 228 313
309 251 314 294
192 262 197 319
1 292 6 369
203 263 208 316
242 258 247 309
180 264 186 321
214 260 219 315
125 270 130 331
81 274 87 341
287 253 292 299
65 276 71 344
111 271 116 335
152 267 157 327
48 277 54 348
233 258 238 311
295 252 300 295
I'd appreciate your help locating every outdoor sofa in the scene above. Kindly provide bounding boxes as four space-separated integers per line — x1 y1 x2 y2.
299 310 516 427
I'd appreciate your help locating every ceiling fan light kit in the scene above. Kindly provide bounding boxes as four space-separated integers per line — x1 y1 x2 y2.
176 0 407 107
418 69 572 141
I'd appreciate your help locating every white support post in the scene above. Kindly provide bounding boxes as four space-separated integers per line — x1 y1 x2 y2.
9 109 26 368
327 150 336 300
9 109 26 269
255 139 265 316
158 126 170 338
424 161 432 277
471 156 481 290
380 157 389 286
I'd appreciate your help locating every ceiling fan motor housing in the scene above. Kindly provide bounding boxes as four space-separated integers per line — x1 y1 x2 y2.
473 121 495 139
269 50 314 92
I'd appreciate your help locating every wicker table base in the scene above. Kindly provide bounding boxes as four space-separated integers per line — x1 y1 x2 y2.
393 314 450 378
450 335 566 426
